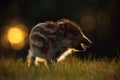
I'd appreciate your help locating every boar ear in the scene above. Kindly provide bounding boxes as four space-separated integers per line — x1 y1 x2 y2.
59 23 65 31
58 23 66 37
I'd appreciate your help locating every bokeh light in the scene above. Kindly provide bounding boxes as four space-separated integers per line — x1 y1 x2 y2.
7 27 24 44
80 8 96 32
97 11 111 26
81 15 96 32
2 20 28 50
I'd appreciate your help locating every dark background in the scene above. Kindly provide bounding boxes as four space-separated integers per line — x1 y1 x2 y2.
0 0 120 60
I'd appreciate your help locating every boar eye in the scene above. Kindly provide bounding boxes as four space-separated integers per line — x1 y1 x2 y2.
72 31 79 35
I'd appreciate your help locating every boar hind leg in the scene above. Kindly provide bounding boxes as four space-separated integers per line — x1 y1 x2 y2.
35 57 49 69
27 49 35 67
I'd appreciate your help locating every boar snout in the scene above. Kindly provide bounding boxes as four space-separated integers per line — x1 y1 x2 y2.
81 36 92 48
77 35 92 52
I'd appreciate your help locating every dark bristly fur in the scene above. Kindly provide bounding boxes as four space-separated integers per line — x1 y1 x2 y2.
27 19 92 68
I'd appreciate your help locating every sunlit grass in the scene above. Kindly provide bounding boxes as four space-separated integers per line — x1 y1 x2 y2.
0 57 120 80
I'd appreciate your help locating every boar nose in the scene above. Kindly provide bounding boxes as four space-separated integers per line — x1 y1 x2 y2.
82 36 93 47
87 38 93 45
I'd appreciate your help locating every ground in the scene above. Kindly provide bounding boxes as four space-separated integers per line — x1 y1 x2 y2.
0 57 120 80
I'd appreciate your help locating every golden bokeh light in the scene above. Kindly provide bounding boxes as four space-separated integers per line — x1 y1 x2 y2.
3 22 28 50
7 27 24 44
7 24 28 50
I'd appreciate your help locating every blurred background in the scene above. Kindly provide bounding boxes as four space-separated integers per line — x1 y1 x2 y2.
0 0 120 60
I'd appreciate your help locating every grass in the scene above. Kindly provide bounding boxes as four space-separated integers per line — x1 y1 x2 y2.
0 57 120 80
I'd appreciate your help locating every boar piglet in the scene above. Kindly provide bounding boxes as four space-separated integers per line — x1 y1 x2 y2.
27 19 92 68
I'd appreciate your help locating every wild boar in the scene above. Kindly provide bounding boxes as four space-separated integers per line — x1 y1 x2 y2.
27 19 92 68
